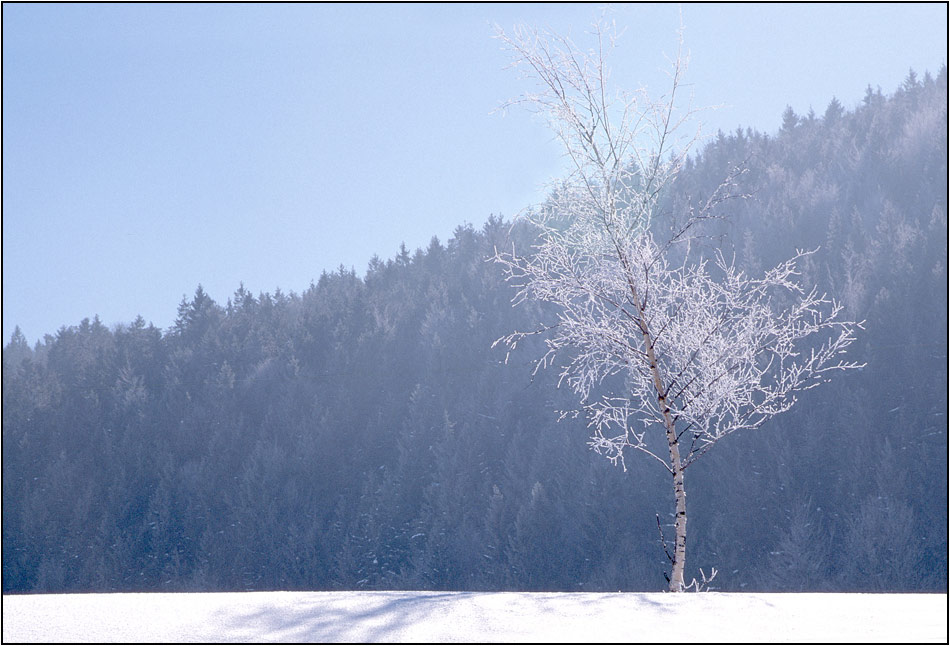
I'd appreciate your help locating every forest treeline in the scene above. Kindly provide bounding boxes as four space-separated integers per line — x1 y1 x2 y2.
3 69 947 593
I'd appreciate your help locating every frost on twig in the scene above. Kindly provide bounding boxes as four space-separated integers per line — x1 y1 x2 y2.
491 17 863 592
491 18 864 472
683 567 718 592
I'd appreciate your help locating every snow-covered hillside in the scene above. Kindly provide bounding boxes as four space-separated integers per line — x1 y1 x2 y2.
3 590 947 643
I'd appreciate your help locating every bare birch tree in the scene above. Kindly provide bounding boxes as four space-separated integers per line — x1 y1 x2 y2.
492 21 864 592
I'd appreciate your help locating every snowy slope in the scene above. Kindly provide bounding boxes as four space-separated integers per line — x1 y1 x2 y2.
3 590 947 643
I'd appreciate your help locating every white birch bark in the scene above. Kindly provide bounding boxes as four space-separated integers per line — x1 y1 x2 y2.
493 19 863 591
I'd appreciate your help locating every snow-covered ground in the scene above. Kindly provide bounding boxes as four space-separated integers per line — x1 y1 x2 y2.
3 590 947 643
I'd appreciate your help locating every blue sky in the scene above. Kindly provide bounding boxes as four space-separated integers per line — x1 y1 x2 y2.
3 3 947 345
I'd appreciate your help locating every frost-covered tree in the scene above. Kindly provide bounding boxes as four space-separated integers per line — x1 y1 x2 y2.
492 20 864 591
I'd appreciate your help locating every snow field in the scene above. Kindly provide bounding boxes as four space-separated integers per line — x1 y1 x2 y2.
3 590 947 643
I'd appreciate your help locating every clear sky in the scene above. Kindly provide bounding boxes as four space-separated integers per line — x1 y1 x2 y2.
3 3 947 345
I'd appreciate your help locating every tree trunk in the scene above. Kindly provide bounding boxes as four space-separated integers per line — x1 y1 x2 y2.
635 297 688 591
642 320 688 592
667 437 687 592
624 248 689 591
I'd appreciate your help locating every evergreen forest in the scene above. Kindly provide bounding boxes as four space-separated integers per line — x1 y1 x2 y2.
3 69 947 594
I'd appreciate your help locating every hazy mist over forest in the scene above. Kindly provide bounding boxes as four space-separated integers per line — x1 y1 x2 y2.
3 56 946 595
